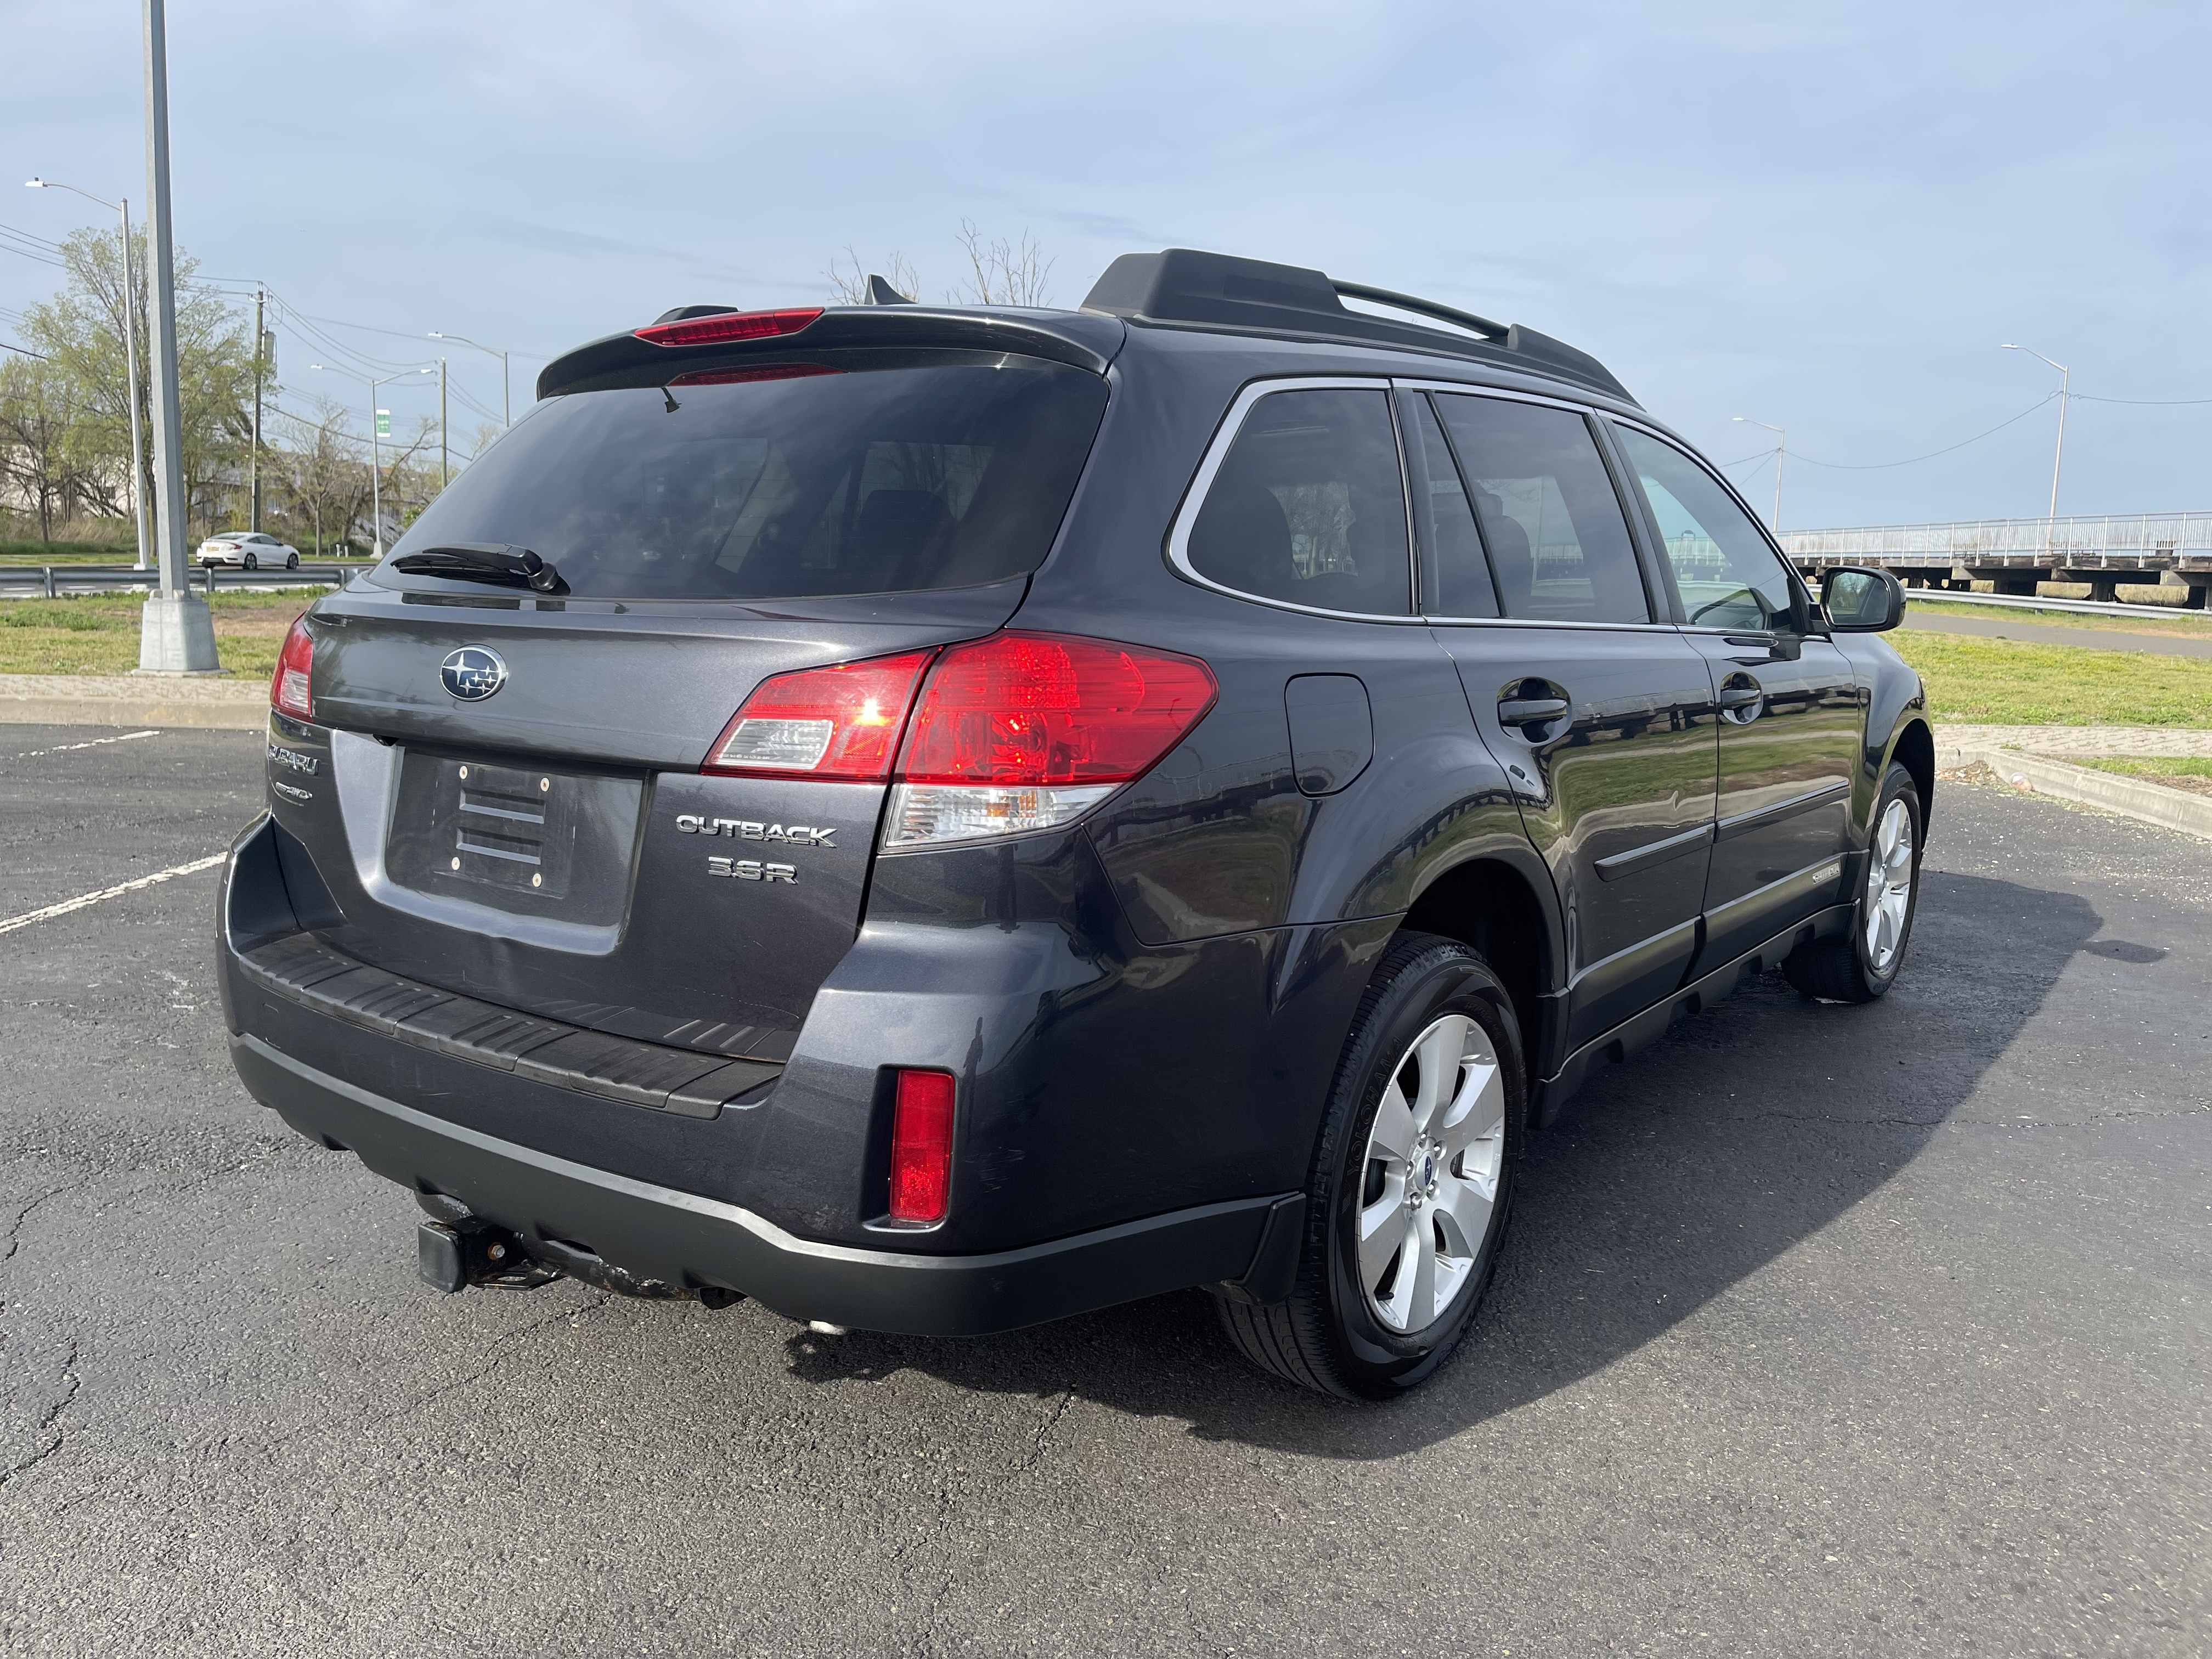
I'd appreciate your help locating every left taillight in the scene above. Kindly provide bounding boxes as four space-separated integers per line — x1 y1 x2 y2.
272 616 313 720
703 650 935 781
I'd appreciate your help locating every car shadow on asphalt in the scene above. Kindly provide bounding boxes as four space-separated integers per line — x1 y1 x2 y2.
782 869 2108 1457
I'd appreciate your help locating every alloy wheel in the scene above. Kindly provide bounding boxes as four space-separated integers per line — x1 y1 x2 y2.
1863 797 1915 972
1356 1013 1508 1334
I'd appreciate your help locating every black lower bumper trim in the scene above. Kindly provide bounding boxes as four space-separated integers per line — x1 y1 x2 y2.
233 1032 1286 1336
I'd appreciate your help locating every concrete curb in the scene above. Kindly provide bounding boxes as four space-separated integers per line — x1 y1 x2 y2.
0 696 266 730
1940 743 2212 841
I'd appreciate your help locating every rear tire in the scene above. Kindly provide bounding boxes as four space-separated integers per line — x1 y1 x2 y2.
242 551 258 571
1782 760 1923 1003
1215 932 1524 1401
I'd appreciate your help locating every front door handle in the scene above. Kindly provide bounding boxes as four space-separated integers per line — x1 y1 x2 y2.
1498 696 1571 729
1718 674 1764 724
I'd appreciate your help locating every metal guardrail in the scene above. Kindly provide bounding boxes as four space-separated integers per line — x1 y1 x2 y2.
1782 511 2212 566
0 562 373 599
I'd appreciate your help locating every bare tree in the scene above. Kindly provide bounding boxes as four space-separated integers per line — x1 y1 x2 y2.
952 221 1054 307
825 246 919 306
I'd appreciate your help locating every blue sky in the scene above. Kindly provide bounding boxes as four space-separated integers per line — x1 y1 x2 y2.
4 0 2206 528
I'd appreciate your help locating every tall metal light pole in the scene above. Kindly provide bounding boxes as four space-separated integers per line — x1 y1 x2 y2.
429 331 511 426
25 178 151 573
313 363 431 558
136 0 218 670
1733 416 1786 533
2002 344 2070 520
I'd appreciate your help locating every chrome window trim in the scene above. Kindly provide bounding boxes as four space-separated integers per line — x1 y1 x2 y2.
1398 379 1683 633
1164 376 1429 625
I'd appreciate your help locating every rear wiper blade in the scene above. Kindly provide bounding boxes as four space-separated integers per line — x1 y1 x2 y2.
390 542 566 594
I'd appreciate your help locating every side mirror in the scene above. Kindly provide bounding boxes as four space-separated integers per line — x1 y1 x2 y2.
1821 565 1905 633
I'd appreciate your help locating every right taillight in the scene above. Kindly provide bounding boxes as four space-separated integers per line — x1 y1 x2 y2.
272 616 313 720
887 1069 956 1224
883 631 1216 851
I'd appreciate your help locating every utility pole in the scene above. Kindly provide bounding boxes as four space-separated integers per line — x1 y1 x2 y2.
1733 417 1786 533
24 180 153 572
438 356 448 489
250 285 264 532
137 0 218 672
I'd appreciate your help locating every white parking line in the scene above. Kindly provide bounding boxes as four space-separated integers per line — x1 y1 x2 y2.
10 729 162 760
0 854 225 936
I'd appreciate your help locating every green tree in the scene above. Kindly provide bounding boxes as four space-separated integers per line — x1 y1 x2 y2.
0 353 97 541
19 227 263 542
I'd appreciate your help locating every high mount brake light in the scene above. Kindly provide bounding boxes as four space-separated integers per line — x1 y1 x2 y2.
704 650 934 781
272 616 313 720
888 1069 956 1224
634 308 823 347
667 363 842 388
883 632 1216 850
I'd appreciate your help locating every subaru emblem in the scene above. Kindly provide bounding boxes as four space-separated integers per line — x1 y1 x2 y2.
440 646 507 701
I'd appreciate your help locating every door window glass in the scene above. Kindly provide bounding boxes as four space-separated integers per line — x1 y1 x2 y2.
1615 426 1809 633
1402 393 1497 617
1432 395 1649 624
1186 388 1412 616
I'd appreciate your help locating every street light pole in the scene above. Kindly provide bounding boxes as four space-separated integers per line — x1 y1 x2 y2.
136 0 217 670
314 363 431 558
26 178 151 573
2001 344 2070 521
429 332 511 426
1733 416 1787 533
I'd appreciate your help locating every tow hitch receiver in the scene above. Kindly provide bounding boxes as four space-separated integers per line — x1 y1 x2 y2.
416 1219 561 1294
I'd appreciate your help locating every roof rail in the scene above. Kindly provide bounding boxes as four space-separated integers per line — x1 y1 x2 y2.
1079 249 1633 405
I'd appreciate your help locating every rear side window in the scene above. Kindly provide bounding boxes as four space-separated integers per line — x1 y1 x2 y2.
382 362 1108 601
1432 394 1649 624
1184 388 1412 616
1614 426 1810 633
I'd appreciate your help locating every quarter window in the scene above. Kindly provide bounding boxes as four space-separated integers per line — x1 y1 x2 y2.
1615 427 1809 633
1432 394 1649 624
1185 388 1412 616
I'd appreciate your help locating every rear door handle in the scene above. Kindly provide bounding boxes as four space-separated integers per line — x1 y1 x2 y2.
1497 696 1571 729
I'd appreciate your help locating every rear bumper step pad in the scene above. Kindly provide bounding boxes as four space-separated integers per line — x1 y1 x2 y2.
235 932 778 1118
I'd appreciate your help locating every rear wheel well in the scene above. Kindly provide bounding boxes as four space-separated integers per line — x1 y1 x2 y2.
1890 719 1935 830
1398 859 1550 1085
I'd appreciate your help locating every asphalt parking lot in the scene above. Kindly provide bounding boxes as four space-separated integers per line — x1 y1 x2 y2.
2 725 2205 1657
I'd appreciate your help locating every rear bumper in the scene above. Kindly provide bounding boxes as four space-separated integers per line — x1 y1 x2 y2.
231 1030 1292 1336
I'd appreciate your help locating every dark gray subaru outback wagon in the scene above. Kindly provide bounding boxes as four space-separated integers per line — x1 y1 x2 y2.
219 249 1929 1399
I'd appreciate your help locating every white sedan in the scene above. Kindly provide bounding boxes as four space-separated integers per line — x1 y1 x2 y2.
199 532 301 571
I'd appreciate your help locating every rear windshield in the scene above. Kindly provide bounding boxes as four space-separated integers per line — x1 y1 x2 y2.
381 361 1108 601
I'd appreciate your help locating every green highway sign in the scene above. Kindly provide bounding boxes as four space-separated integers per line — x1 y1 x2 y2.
375 409 391 438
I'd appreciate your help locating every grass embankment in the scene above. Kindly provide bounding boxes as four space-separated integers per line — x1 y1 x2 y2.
0 588 320 677
1907 599 2212 640
0 541 140 564
1888 630 2212 727
2069 757 2212 795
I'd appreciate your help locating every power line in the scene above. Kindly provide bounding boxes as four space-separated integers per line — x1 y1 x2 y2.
2069 392 2212 405
1789 392 2061 471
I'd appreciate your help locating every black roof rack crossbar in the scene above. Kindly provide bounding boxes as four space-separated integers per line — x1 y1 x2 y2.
1330 280 1506 341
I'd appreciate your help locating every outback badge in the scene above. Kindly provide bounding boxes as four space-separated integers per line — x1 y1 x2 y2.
440 646 508 701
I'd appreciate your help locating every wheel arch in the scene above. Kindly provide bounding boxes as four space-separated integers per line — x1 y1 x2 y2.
1887 717 1936 832
1397 854 1559 1098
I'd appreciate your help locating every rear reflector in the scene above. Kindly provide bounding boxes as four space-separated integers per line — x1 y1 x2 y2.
888 1069 956 1224
272 616 313 720
634 308 823 347
703 650 934 781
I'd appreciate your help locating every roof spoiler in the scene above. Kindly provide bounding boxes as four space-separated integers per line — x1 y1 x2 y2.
1080 248 1634 405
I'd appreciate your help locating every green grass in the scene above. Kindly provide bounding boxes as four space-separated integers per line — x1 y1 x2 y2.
0 587 324 677
1906 597 2212 639
0 540 141 564
2068 756 2212 792
1888 630 2212 727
